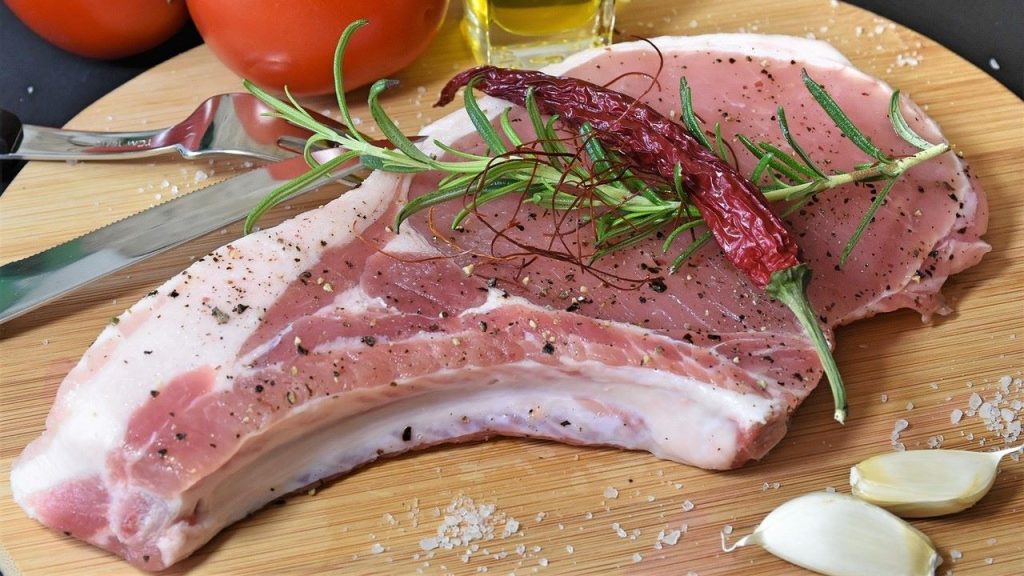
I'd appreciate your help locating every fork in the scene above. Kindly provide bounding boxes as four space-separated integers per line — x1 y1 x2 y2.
0 93 346 163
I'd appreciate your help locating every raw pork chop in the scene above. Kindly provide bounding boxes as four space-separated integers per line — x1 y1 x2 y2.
11 35 988 570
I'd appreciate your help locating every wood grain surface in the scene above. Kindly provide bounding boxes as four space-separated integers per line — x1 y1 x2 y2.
1 1 1021 574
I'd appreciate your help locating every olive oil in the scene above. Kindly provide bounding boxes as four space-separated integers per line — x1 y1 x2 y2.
462 0 615 68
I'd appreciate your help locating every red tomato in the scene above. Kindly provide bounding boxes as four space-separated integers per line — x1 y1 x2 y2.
186 0 449 96
6 0 189 60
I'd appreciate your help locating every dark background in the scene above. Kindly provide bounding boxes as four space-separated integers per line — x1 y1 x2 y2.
1 1 1021 191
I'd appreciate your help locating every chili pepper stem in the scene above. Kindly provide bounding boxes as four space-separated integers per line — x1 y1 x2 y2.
766 264 847 424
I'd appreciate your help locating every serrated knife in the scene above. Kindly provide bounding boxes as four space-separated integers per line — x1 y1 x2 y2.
0 151 365 324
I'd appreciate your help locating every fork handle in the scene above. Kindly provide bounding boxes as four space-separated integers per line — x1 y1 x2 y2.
3 124 179 161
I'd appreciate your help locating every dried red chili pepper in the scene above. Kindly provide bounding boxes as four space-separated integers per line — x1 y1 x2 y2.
436 66 848 423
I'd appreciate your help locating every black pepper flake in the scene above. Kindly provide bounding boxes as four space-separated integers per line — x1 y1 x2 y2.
157 448 168 458
255 384 264 393
143 350 153 355
143 555 150 563
175 432 187 441
402 426 412 441
560 420 571 427
361 335 377 347
648 278 667 293
169 289 180 298
147 290 159 297
707 334 722 341
150 390 160 398
211 307 230 325
296 343 310 355
541 342 555 354
232 304 250 314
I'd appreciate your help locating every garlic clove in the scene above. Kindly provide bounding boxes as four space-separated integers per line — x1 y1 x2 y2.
850 445 1021 518
723 491 940 576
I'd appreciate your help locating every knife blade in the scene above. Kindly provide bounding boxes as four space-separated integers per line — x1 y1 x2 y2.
0 151 365 324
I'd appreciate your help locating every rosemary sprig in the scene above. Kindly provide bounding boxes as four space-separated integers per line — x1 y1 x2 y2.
244 20 949 275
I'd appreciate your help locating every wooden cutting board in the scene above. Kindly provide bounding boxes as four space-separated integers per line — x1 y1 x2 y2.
2 1 1021 574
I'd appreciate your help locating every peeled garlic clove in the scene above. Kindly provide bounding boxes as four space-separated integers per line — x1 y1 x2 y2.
723 491 940 576
850 445 1021 518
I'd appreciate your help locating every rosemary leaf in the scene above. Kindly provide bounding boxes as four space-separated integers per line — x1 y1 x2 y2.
433 140 491 161
464 77 508 155
888 90 935 151
669 230 713 273
499 108 524 148
777 106 827 178
661 218 704 254
672 163 686 202
802 69 889 162
453 180 544 228
756 142 819 182
368 79 434 165
333 19 369 143
395 180 484 230
532 188 589 211
679 77 713 150
359 155 425 173
749 151 776 185
841 177 897 265
302 134 334 168
244 152 357 234
525 88 567 172
713 122 733 165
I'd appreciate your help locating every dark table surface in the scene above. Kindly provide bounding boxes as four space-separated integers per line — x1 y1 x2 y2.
1 1 1021 192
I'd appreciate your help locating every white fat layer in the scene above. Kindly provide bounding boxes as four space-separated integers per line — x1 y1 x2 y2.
383 224 440 254
553 34 851 75
153 359 777 565
459 287 531 316
11 174 405 503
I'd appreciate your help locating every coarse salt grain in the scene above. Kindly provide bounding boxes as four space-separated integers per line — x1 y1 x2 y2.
681 500 695 511
632 552 643 563
969 392 983 410
370 543 385 554
604 486 619 499
950 408 964 424
659 529 682 546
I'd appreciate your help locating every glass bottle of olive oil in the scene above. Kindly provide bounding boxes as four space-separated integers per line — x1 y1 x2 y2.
462 0 615 68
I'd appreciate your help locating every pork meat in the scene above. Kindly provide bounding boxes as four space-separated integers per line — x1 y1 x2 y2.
11 34 988 570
